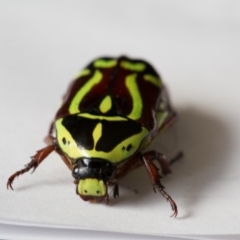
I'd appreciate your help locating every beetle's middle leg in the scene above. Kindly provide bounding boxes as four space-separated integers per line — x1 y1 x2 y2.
141 151 178 217
115 150 177 179
114 151 178 216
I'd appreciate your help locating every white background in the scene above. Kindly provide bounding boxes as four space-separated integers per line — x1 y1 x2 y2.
0 1 240 239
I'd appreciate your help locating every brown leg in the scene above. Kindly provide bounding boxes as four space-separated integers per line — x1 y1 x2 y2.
107 155 140 199
114 154 140 179
169 151 183 165
113 183 119 198
113 152 178 216
7 144 55 190
141 152 178 217
143 150 172 175
158 111 177 134
115 150 173 179
55 148 73 170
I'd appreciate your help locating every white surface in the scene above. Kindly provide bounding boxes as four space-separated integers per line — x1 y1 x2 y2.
1 0 240 239
1 224 239 240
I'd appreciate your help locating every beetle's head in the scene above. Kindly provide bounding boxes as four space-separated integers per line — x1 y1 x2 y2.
72 158 115 202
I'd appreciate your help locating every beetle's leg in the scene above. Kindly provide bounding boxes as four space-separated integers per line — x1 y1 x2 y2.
116 151 173 178
55 148 73 171
7 144 55 190
158 111 177 134
169 151 183 165
107 179 119 198
141 152 178 217
106 156 140 199
142 151 172 175
113 183 119 198
115 150 182 180
73 179 78 184
106 186 110 205
55 148 77 184
115 154 140 179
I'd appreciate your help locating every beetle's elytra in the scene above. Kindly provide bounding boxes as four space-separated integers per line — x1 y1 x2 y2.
7 56 180 217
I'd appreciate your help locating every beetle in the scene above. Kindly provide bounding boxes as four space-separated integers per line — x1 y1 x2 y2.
7 56 180 217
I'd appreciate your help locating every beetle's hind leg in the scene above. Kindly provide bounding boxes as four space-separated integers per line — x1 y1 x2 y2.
7 144 55 190
141 151 178 217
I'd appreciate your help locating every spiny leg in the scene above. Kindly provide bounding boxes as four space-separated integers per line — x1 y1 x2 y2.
7 144 55 190
55 148 77 185
108 155 140 198
115 150 177 179
114 154 140 179
158 111 177 134
169 151 183 165
141 152 178 217
111 151 181 203
55 148 73 171
142 151 172 175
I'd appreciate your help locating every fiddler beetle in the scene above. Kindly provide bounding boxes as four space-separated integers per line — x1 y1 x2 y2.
7 56 182 217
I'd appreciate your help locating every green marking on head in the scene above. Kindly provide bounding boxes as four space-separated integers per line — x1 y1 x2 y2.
120 61 146 71
78 179 107 197
69 70 103 114
94 59 117 68
144 74 161 87
125 74 142 120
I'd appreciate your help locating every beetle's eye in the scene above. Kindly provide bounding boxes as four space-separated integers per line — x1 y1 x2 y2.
72 167 80 178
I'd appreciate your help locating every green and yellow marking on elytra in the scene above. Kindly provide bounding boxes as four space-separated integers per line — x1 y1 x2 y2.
99 95 112 113
120 61 146 71
125 74 142 120
78 113 127 121
74 69 91 79
144 74 161 87
94 59 117 68
92 123 102 148
69 70 102 114
78 179 106 197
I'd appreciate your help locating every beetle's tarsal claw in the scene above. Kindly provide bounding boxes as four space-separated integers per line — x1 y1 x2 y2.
157 186 178 218
6 180 14 190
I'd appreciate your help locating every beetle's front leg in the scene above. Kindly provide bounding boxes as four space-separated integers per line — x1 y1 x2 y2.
107 179 119 198
141 151 178 217
7 144 55 190
142 150 172 175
